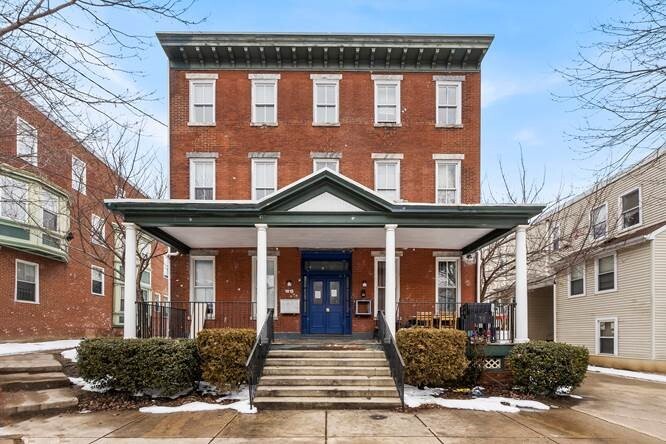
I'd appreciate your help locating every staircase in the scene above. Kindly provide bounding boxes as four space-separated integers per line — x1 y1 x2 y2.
253 339 401 409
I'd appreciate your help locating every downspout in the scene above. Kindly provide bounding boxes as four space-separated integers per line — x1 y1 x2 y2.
476 250 481 302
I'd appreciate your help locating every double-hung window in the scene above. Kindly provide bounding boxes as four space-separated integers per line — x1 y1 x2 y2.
16 259 38 303
374 256 400 317
435 80 462 126
435 160 460 204
189 159 215 200
252 256 277 319
41 190 58 231
374 160 400 201
72 155 86 195
620 188 641 229
91 266 104 296
0 176 28 222
436 258 459 313
91 214 105 246
596 253 616 293
550 222 561 252
192 257 215 319
312 74 340 125
373 75 402 125
597 318 617 355
16 117 38 165
313 158 339 173
251 158 277 200
250 74 279 125
187 73 217 125
590 204 607 240
569 263 585 297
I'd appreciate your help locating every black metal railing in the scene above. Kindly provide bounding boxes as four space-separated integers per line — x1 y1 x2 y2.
246 308 274 408
136 301 256 339
377 310 405 409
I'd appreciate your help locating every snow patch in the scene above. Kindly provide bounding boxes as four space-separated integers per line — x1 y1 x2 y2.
68 377 109 393
588 365 666 384
140 385 256 414
0 339 81 356
404 385 550 413
61 348 78 362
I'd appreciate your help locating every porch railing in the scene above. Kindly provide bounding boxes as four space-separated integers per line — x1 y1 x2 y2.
377 310 405 409
136 301 256 339
395 301 515 343
246 308 274 409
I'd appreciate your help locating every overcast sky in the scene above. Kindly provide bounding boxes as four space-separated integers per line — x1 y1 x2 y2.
115 0 641 202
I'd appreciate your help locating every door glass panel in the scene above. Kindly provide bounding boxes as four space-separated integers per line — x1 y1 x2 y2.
329 281 340 305
313 281 323 304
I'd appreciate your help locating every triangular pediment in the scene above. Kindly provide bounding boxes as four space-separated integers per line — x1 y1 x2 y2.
288 192 365 212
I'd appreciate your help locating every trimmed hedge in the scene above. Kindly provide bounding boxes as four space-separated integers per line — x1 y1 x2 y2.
397 328 469 387
77 338 200 396
507 341 589 395
196 328 256 390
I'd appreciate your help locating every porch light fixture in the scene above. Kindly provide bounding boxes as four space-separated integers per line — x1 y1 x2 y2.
361 280 368 298
286 279 293 288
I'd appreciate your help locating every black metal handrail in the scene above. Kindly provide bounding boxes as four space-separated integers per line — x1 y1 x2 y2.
377 310 405 409
245 308 274 408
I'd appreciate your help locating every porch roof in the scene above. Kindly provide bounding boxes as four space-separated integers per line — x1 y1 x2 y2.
105 170 544 254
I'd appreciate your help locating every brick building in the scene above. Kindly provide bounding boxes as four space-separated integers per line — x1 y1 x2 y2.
108 33 542 339
0 84 169 340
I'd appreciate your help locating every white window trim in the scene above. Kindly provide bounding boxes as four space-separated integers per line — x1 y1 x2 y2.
16 117 38 165
91 214 105 246
434 159 461 204
590 202 608 240
311 76 340 126
189 158 216 200
250 76 279 126
91 265 105 296
15 259 39 304
434 257 461 306
189 255 216 317
251 158 278 200
594 252 618 294
435 80 463 127
617 186 642 232
373 256 401 318
163 256 169 278
567 262 586 298
71 155 86 195
373 78 401 126
188 78 216 126
251 255 278 319
595 317 618 356
312 158 340 173
374 159 400 201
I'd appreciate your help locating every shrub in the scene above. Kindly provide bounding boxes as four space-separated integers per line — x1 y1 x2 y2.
77 337 200 396
196 328 256 390
507 341 589 395
396 328 469 387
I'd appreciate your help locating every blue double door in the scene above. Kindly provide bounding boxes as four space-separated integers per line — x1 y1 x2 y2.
305 273 346 334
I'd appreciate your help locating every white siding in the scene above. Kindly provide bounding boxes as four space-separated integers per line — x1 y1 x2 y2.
654 230 666 360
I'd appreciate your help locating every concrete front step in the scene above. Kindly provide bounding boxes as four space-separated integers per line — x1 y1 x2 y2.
256 385 398 398
263 366 391 377
259 375 395 386
253 396 401 409
0 387 78 416
268 349 385 359
0 353 62 374
0 372 70 391
265 357 388 367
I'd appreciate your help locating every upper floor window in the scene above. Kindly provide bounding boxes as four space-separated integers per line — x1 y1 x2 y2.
590 203 607 240
91 214 105 246
372 75 402 125
311 74 340 125
0 176 28 223
71 155 86 195
91 265 104 296
435 160 460 204
374 160 400 201
189 159 215 200
41 190 58 231
569 262 585 297
15 259 39 303
595 253 616 293
435 80 462 126
16 117 38 165
549 222 561 252
252 158 277 200
313 158 339 173
250 74 279 125
620 188 641 229
187 73 217 125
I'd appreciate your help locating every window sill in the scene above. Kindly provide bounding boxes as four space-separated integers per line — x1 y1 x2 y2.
374 123 402 128
188 122 216 127
251 122 278 127
567 293 586 299
436 124 464 129
312 122 340 127
594 288 617 295
617 222 642 234
15 299 39 304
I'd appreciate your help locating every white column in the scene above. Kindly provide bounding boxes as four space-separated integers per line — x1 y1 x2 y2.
514 225 529 343
123 222 137 339
255 223 268 338
385 224 397 337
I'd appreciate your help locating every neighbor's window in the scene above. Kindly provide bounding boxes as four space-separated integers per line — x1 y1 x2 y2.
71 155 86 194
436 258 458 313
91 214 105 246
569 262 585 296
435 160 460 204
16 260 38 303
16 117 38 165
312 77 340 125
620 188 641 229
597 319 616 355
313 158 339 173
596 254 616 292
192 258 215 319
189 80 215 124
550 222 561 252
252 256 277 319
251 159 277 200
91 266 104 296
374 160 400 201
0 176 28 222
189 159 215 200
251 77 278 125
591 204 607 239
374 79 401 125
436 81 462 126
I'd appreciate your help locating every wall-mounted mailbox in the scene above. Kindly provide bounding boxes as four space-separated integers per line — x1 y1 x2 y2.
355 299 372 316
280 299 300 314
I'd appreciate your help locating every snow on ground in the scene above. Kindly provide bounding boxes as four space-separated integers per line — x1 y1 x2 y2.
404 385 550 413
68 377 109 393
0 339 81 356
61 348 78 362
588 365 666 384
140 385 256 414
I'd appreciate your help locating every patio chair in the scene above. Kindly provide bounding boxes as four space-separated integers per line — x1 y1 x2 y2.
415 311 434 328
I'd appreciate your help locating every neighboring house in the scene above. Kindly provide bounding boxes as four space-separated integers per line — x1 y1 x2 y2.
107 32 542 342
0 83 169 339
